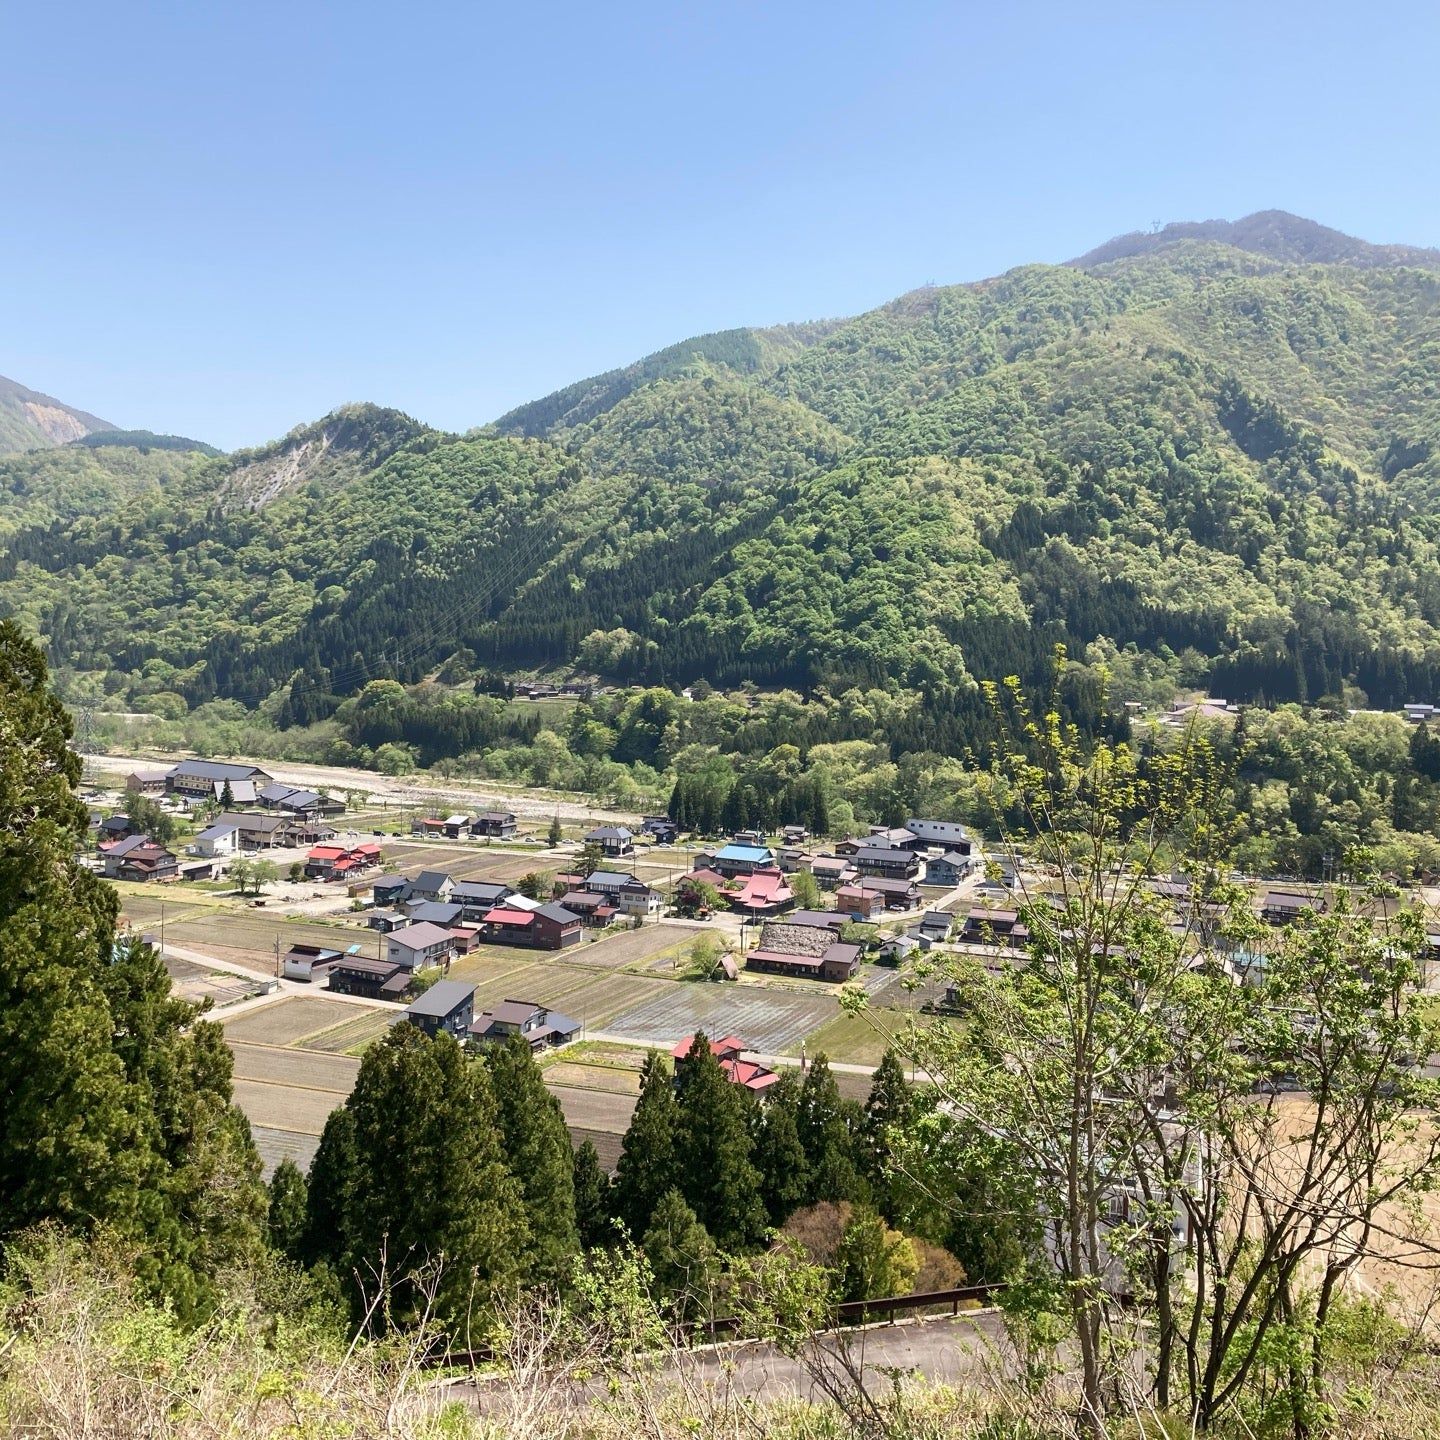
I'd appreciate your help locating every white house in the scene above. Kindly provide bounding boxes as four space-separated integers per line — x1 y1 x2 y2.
617 879 663 918
190 822 239 859
386 921 456 971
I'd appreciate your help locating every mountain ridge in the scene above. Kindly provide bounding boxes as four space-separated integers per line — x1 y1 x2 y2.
0 374 113 455
6 209 1440 720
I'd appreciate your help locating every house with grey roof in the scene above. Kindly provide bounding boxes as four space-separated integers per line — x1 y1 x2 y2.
404 980 476 1041
470 998 580 1050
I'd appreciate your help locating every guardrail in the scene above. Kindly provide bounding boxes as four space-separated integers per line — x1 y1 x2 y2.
437 1282 1006 1372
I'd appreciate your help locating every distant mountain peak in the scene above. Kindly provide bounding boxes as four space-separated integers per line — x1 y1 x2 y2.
0 374 113 454
1070 210 1440 271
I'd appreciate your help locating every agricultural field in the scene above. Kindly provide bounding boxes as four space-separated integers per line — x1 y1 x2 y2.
801 1008 939 1069
603 983 839 1054
224 997 356 1046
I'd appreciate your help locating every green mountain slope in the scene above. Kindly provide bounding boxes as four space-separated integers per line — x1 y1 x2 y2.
0 374 113 453
6 211 1440 715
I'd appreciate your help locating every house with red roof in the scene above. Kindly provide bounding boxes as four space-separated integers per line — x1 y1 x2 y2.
305 841 382 880
671 1033 780 1096
482 901 582 950
729 866 794 917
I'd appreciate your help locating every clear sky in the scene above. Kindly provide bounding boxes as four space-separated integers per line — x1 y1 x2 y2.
3 0 1437 450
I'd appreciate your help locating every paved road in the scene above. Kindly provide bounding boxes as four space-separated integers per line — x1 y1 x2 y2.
451 1310 1012 1415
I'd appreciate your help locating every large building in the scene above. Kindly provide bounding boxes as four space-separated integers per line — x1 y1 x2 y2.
163 759 273 800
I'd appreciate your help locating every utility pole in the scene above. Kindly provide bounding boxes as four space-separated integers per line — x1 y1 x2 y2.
274 935 281 979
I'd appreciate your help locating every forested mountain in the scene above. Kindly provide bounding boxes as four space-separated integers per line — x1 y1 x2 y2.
6 212 1440 718
0 373 112 453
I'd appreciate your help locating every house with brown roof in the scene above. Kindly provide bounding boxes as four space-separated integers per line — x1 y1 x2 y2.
745 921 861 982
470 998 580 1049
101 835 179 882
325 957 411 1001
471 810 518 838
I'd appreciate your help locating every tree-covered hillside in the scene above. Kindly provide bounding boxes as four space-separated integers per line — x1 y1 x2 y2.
6 212 1440 715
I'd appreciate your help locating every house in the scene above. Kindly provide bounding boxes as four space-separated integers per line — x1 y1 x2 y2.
470 998 580 1050
325 957 411 1001
707 843 776 878
410 816 449 837
732 829 767 847
304 844 352 879
836 832 907 858
125 770 168 797
366 908 408 933
671 1035 779 1096
586 826 635 859
370 874 411 907
217 811 291 850
961 908 1028 945
190 822 239 859
857 875 923 909
386 922 457 970
450 880 514 920
407 870 455 904
471 810 518 839
482 902 582 950
878 933 921 964
745 921 861 982
922 851 974 888
558 890 617 927
257 783 345 818
731 868 794 917
404 980 476 1041
301 841 378 879
1260 889 1327 925
165 759 272 800
905 818 975 853
917 911 953 943
810 855 856 890
438 814 471 840
582 869 636 898
775 847 813 873
852 845 922 882
97 814 139 844
405 899 466 927
835 884 884 921
641 815 679 844
283 943 344 981
781 825 809 845
101 835 179 882
1404 703 1440 725
617 879 663 918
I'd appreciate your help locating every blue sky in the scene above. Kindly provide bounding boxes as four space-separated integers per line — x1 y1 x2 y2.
3 1 1437 450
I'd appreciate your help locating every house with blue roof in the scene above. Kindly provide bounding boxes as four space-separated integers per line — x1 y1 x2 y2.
707 842 776 878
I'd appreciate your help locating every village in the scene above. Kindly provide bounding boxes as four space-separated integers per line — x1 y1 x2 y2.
81 753 1440 1181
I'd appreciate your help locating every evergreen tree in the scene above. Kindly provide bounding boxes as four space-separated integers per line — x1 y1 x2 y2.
673 1035 767 1251
220 778 234 808
302 1108 358 1269
548 814 563 847
642 1188 721 1322
344 1025 527 1334
796 1055 869 1206
267 1157 309 1260
573 1139 613 1250
612 1051 678 1238
0 621 265 1321
483 1035 578 1284
861 1048 914 1217
751 1072 810 1226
